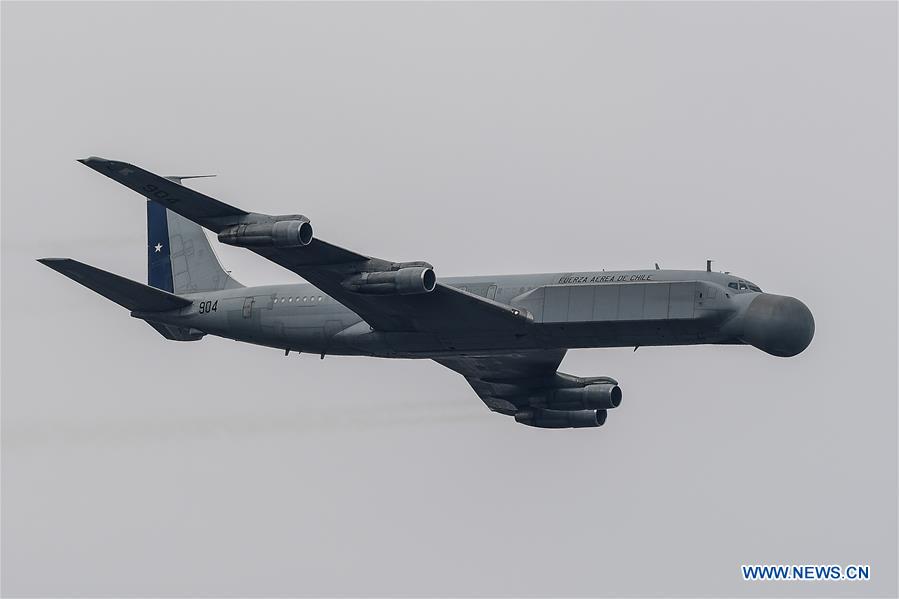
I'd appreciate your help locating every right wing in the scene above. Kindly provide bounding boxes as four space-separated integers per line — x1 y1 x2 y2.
435 349 568 415
79 157 533 333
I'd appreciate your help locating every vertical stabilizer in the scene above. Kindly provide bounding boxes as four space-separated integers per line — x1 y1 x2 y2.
147 177 242 293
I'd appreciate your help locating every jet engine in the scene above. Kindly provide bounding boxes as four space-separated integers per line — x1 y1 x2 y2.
218 218 313 248
549 383 621 410
342 266 437 295
515 408 607 429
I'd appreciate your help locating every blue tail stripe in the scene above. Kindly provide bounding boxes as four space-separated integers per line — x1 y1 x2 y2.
147 200 174 292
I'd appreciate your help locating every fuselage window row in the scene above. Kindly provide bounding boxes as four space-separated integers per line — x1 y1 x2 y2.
272 295 324 304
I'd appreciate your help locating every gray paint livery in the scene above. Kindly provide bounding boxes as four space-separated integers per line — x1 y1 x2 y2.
40 158 815 429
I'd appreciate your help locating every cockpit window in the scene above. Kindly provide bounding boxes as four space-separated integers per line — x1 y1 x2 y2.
728 279 763 293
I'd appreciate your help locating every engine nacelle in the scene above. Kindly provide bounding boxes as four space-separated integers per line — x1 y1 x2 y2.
342 266 437 295
515 408 607 429
218 219 313 248
550 383 622 410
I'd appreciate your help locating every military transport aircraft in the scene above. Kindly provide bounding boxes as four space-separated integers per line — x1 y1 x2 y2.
39 157 815 429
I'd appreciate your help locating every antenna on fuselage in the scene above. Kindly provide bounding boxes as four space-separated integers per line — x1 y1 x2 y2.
706 259 713 272
654 263 660 270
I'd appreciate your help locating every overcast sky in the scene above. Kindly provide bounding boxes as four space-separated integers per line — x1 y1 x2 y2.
2 2 896 597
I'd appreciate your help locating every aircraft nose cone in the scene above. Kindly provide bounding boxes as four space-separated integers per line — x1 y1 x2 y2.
741 293 815 357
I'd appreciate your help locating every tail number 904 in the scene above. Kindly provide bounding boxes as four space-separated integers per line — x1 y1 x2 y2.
198 300 218 314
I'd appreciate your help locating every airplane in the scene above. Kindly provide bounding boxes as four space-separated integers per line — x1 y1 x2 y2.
39 157 815 429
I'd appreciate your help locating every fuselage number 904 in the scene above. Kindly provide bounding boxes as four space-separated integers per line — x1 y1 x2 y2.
198 300 218 314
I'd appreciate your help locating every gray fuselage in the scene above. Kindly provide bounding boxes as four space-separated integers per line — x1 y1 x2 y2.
136 268 815 360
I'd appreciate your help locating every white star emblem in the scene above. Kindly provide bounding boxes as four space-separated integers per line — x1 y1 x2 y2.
154 243 163 253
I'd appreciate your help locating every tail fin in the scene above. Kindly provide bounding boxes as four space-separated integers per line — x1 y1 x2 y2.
148 176 243 294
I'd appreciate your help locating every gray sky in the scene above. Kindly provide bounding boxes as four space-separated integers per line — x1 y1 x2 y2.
2 2 896 597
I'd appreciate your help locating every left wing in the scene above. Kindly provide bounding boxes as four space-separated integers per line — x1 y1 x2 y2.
79 157 532 332
79 157 368 265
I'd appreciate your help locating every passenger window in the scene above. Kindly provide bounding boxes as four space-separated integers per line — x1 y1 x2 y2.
728 282 738 290
303 296 307 302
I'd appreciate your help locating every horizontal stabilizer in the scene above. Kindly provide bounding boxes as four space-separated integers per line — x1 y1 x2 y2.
144 320 205 341
38 258 191 312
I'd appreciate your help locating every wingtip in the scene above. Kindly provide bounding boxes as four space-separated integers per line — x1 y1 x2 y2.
37 257 70 264
77 156 110 167
37 257 74 272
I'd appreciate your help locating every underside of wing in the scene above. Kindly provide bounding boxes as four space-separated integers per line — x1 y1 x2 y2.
80 156 369 266
435 350 568 414
79 157 247 228
81 157 533 333
435 350 622 430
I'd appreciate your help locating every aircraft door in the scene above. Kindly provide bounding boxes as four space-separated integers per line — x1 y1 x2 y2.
242 297 255 318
